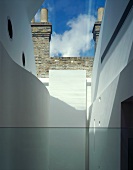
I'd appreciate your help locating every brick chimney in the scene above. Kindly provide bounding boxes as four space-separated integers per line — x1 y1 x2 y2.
92 7 104 53
31 8 52 78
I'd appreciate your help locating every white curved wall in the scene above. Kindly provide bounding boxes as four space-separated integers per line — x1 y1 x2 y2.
0 42 49 127
0 33 50 169
0 1 50 169
0 0 43 75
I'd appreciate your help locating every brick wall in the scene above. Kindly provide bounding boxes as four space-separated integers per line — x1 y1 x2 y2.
31 22 94 78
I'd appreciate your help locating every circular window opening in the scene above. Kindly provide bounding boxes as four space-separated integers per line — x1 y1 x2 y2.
8 18 13 39
22 53 25 66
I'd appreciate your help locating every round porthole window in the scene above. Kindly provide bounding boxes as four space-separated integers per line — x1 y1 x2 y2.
22 53 25 66
7 18 13 39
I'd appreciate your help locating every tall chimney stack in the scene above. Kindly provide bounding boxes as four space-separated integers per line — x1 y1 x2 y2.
92 7 104 53
98 7 104 21
41 8 48 22
31 8 52 78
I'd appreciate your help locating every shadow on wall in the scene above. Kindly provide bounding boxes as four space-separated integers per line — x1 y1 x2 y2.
0 41 50 169
48 96 86 127
0 41 49 127
88 59 133 170
109 56 133 128
92 1 133 101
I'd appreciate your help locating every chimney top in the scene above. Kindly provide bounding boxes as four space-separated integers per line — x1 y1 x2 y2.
41 8 48 22
97 7 104 21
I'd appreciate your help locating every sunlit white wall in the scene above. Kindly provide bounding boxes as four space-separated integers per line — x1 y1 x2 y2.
0 0 43 75
48 70 87 127
89 0 133 169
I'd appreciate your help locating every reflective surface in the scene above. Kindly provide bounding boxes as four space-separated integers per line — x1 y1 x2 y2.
0 128 86 170
0 128 132 170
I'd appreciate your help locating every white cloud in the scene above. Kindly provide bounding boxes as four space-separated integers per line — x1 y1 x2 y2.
47 3 53 12
50 14 96 57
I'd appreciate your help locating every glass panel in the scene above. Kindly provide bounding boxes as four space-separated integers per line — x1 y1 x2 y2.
0 128 132 170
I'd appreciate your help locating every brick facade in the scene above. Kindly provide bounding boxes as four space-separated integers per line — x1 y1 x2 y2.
31 22 94 78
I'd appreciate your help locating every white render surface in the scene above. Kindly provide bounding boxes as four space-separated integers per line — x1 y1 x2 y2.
87 78 91 120
92 0 132 101
89 0 133 169
91 0 133 127
100 0 129 57
0 42 50 127
49 70 86 110
48 71 86 170
0 0 43 75
0 1 50 169
48 70 87 127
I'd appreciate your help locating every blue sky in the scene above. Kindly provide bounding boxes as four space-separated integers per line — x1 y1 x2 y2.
36 0 105 57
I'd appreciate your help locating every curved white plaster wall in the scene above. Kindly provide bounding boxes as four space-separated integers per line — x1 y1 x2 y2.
0 40 50 169
0 1 50 169
0 0 43 75
0 41 49 127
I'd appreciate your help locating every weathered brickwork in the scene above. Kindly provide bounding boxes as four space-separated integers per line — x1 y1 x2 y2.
44 57 94 78
31 22 94 78
31 23 52 77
